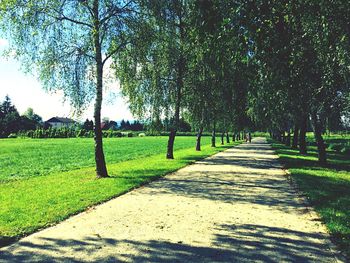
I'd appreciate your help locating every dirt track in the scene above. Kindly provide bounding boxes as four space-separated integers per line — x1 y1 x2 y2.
0 138 342 262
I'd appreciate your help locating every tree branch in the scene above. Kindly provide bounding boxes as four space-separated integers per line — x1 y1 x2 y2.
100 0 138 25
57 14 93 28
102 42 129 66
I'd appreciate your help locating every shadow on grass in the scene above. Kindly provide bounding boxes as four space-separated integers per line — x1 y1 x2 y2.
1 224 336 262
291 171 350 254
270 140 350 258
273 143 350 172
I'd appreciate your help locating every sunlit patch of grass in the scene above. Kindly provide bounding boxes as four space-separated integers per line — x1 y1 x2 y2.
0 136 217 181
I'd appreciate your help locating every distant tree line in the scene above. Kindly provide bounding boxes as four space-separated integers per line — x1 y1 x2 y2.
0 96 43 138
0 96 148 138
83 119 144 131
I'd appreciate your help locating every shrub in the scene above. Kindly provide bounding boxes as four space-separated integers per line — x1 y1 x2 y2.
329 143 343 153
138 133 146 137
26 130 34 138
308 141 317 147
341 146 350 155
87 131 94 138
7 133 17 138
77 129 86 137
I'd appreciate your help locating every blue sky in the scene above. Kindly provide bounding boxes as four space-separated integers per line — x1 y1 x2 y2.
0 38 133 122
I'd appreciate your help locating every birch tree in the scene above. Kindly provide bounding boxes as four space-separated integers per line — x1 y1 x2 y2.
0 0 139 177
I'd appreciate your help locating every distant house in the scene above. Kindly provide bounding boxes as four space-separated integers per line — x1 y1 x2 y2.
101 121 118 130
46 117 76 129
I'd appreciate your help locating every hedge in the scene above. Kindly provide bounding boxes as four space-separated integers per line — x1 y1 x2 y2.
16 128 137 139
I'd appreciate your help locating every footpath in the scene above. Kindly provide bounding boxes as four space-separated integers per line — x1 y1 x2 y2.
0 138 341 262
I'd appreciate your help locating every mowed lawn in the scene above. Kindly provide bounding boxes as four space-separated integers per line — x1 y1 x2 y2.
0 136 213 181
0 136 240 245
270 136 350 258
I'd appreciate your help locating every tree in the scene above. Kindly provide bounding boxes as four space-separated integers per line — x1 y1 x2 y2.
130 120 143 131
116 0 190 159
186 0 219 150
83 119 94 131
0 0 140 177
23 108 43 124
242 0 350 164
120 119 126 130
125 120 131 130
0 95 21 137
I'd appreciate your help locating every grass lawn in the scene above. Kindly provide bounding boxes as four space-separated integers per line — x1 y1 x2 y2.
270 136 350 258
0 136 241 246
0 136 217 181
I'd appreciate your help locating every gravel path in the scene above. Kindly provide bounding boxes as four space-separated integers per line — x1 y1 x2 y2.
0 137 342 262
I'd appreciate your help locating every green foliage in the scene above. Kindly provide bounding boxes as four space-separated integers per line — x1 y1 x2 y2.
16 128 139 139
82 119 93 131
0 96 21 138
0 1 141 111
23 108 42 124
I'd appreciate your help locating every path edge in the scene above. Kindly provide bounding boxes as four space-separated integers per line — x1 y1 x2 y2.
267 140 348 263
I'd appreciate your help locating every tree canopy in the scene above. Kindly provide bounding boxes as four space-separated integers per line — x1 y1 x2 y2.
1 0 349 165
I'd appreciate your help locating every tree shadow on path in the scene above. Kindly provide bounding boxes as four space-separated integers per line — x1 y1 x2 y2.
0 223 335 262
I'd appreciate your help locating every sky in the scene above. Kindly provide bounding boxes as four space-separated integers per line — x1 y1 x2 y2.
0 38 134 122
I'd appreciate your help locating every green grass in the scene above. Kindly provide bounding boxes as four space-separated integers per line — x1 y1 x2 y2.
0 136 216 181
270 136 350 258
0 136 241 245
306 132 350 147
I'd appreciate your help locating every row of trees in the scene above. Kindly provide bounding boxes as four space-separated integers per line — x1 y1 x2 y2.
244 1 350 165
1 0 349 177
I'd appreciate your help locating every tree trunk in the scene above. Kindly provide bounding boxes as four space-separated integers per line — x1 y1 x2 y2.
221 132 224 145
232 132 236 142
285 130 291 146
226 131 230 143
93 0 108 178
166 54 183 159
166 99 180 159
166 129 176 159
196 127 203 151
211 122 216 147
281 131 285 143
299 115 307 154
292 124 299 149
312 112 327 165
277 132 281 142
237 132 241 141
167 16 185 159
